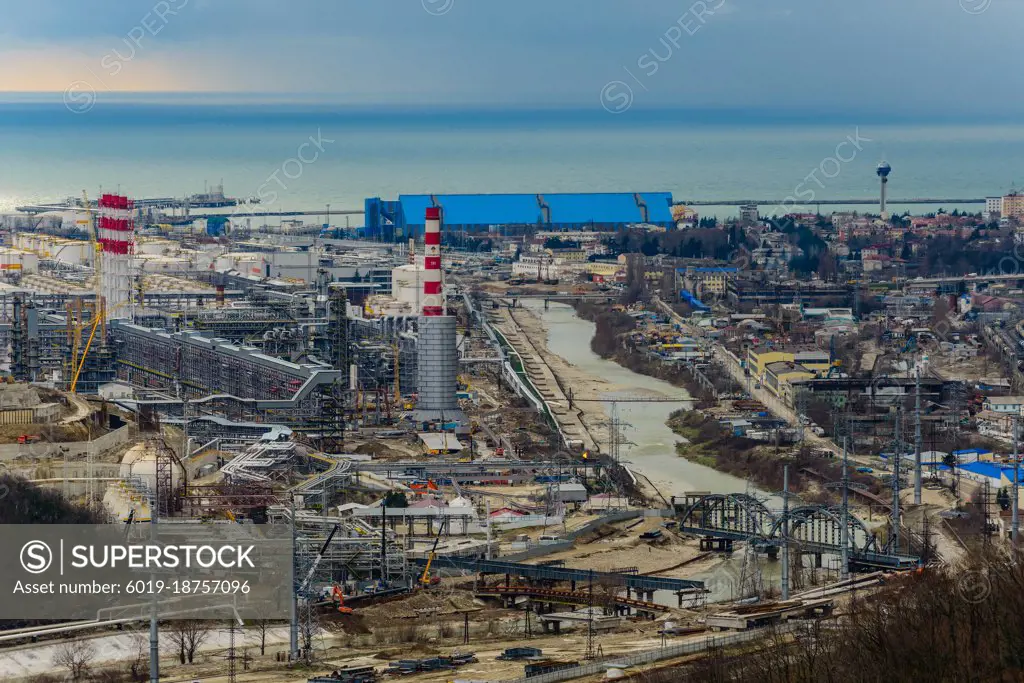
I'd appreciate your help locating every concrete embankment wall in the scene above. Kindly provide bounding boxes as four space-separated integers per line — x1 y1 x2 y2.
0 424 136 462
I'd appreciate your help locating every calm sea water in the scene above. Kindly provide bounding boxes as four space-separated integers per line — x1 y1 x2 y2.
1 101 1022 221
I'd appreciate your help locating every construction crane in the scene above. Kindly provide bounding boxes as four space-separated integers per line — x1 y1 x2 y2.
82 190 102 302
419 517 448 587
299 524 340 593
66 190 106 394
69 304 103 394
393 341 401 410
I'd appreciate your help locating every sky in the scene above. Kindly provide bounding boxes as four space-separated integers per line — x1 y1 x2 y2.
0 0 1020 117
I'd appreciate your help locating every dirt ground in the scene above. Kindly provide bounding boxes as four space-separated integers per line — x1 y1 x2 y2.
495 305 621 448
929 350 1002 383
527 531 720 578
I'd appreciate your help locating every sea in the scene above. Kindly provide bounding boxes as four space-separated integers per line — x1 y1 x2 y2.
2 96 1024 223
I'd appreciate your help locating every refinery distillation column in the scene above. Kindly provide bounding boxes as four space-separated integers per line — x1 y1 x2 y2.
415 207 463 423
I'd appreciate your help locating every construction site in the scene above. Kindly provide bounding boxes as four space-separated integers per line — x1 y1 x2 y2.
0 194 945 683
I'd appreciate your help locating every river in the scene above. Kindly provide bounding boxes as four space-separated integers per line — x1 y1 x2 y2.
523 301 756 496
523 301 799 600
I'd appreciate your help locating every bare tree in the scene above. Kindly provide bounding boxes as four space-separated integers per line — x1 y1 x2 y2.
125 634 149 682
166 619 210 664
252 612 273 657
52 639 95 682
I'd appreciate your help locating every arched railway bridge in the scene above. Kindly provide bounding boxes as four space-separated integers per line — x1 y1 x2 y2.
672 493 920 571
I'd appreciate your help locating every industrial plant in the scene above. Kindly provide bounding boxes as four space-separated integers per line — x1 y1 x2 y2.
3 178 1024 683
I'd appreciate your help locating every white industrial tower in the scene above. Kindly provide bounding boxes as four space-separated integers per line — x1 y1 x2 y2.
877 161 892 221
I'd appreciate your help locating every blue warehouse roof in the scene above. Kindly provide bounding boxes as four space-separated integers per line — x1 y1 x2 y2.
401 194 542 226
544 193 646 224
393 192 673 229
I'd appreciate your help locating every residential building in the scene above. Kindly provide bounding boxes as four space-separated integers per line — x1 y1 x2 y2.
763 361 816 403
751 232 793 271
983 396 1024 415
681 266 737 299
1003 193 1024 221
746 346 831 382
985 196 1003 220
512 255 558 280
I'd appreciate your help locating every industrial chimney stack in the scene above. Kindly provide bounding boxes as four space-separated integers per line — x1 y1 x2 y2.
416 206 463 423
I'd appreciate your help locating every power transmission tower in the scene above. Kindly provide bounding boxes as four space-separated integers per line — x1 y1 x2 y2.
840 438 851 579
781 465 790 600
737 479 765 599
981 479 993 546
890 405 909 554
227 620 237 683
585 569 595 660
914 366 923 506
1013 416 1020 548
826 438 862 579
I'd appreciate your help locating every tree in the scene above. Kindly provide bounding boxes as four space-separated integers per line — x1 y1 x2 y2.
125 635 149 682
816 251 838 281
997 487 1011 511
383 490 408 508
166 619 210 665
53 640 95 681
252 608 275 657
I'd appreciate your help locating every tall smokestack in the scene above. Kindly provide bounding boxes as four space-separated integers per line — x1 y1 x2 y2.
422 207 443 316
416 205 462 423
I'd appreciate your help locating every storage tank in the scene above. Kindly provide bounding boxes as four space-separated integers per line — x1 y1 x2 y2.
0 248 38 274
391 264 424 306
119 441 183 492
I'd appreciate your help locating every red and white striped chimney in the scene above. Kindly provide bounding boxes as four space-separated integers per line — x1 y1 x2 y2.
422 207 443 316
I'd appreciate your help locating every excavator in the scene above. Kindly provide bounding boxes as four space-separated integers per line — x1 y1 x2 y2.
330 585 354 614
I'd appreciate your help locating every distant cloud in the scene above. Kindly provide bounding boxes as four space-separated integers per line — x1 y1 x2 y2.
0 0 1021 116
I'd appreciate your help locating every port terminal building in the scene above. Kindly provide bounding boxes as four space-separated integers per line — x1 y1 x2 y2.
364 192 675 239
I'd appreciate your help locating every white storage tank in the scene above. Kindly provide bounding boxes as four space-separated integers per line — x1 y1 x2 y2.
0 248 39 274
